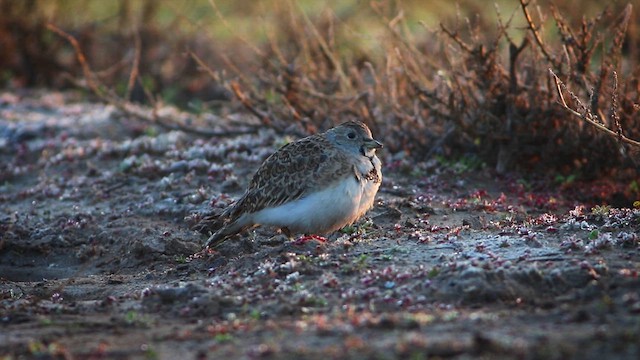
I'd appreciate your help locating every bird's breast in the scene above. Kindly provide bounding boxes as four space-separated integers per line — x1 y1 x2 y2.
355 154 381 214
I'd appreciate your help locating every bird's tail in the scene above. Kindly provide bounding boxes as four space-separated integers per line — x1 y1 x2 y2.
204 217 248 248
190 213 224 235
204 231 226 248
191 206 235 247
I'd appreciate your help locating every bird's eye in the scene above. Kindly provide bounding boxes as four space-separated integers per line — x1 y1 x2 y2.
347 132 356 139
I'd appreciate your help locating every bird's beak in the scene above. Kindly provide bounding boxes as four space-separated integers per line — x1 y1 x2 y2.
364 138 383 149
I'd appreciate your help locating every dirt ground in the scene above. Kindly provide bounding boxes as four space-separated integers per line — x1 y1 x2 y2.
1 92 639 359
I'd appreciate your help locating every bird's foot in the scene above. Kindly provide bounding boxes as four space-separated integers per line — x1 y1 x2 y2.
293 235 327 245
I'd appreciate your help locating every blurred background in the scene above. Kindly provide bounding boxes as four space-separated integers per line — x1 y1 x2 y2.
1 0 637 105
1 0 638 199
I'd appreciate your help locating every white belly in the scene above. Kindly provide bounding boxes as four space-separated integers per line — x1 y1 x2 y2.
251 176 377 234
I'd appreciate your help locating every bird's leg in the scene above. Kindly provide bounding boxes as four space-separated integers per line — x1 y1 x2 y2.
294 234 327 245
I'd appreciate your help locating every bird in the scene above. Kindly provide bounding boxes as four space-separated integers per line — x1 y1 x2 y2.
202 120 383 248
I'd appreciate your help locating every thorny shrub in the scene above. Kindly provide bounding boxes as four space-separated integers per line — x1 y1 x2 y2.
1 1 639 187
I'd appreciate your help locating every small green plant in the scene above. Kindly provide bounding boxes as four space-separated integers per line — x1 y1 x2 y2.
340 225 357 235
186 98 205 114
296 254 311 263
144 126 159 137
28 341 48 355
28 340 66 357
435 154 485 174
125 311 139 324
591 205 611 216
307 296 328 307
214 333 233 343
554 174 577 186
124 311 152 327
355 254 369 269
380 254 393 261
427 266 440 279
443 310 460 321
263 88 279 105
516 178 532 192
250 308 261 320
142 344 158 360
341 220 374 236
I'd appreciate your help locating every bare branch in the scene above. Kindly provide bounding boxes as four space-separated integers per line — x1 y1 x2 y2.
611 71 622 140
439 24 474 54
46 23 109 99
207 0 265 58
125 30 142 101
229 81 274 128
48 23 253 138
519 0 556 67
294 2 352 92
550 69 640 148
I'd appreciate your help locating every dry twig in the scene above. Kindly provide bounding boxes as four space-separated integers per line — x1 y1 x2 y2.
550 69 640 148
295 2 351 92
439 24 474 54
48 23 254 138
47 23 110 100
520 0 557 68
125 30 142 101
229 81 276 128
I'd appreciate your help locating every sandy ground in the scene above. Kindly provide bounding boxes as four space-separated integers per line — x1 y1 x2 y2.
1 92 639 359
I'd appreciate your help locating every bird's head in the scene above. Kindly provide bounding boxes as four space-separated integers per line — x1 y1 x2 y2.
326 121 383 158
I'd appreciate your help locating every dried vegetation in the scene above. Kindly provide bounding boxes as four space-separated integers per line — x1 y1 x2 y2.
1 0 639 185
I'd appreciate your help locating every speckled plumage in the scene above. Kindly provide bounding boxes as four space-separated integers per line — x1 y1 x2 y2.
204 121 382 248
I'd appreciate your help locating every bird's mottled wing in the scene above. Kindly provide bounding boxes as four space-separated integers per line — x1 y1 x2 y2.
226 134 352 219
